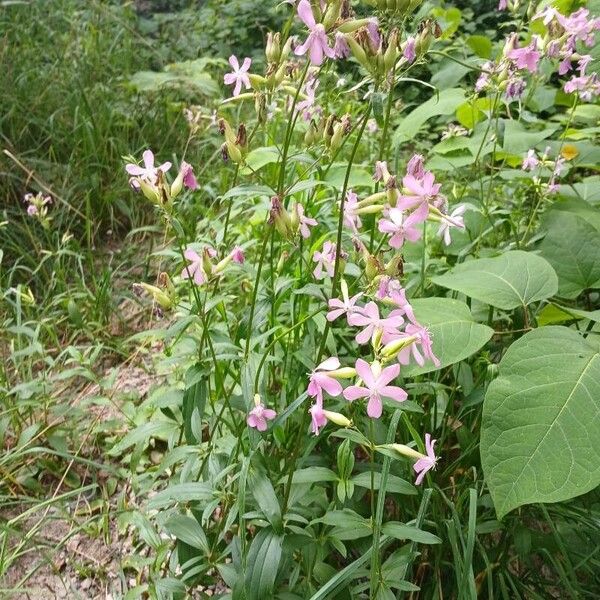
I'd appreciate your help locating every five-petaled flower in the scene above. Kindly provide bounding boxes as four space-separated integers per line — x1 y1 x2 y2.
294 0 335 66
224 55 252 97
344 359 407 419
349 301 404 346
379 203 428 249
125 149 171 183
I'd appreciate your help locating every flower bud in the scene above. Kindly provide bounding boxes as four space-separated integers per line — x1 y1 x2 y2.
327 367 357 379
269 196 292 237
381 334 418 358
136 282 173 310
266 32 281 63
255 93 267 124
323 410 352 428
138 178 161 205
379 443 425 460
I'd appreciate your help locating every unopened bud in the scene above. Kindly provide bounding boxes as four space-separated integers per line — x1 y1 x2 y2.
381 334 418 358
328 367 357 379
379 443 425 460
266 32 281 63
323 410 352 428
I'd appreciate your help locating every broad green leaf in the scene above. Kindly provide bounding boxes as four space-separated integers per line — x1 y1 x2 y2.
539 213 600 299
481 327 600 518
381 522 442 544
501 120 558 155
147 482 213 509
432 251 558 310
467 35 493 58
393 88 466 145
538 303 600 326
244 527 283 600
164 514 209 553
241 147 279 175
351 471 416 495
403 298 494 376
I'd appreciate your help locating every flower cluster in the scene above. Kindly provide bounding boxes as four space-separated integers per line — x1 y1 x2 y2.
477 6 600 101
181 245 245 287
521 145 568 195
23 192 52 228
125 150 198 206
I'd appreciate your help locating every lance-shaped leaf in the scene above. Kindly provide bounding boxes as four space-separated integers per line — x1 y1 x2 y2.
481 326 600 518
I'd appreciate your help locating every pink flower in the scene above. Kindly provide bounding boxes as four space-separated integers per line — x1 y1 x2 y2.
437 205 466 246
404 36 416 63
125 149 172 183
309 398 328 435
294 0 335 66
349 301 404 346
247 400 277 432
507 41 541 73
343 189 362 233
313 241 337 280
397 323 440 368
224 55 252 97
231 246 245 264
327 280 362 322
498 0 507 10
414 434 438 485
307 357 343 401
398 172 442 211
181 248 206 286
522 149 539 171
294 203 318 238
343 359 407 419
181 161 198 190
379 203 428 249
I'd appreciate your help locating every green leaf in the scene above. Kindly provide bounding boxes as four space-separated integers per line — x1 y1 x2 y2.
351 472 416 495
244 527 283 600
393 88 466 145
539 213 600 299
466 35 492 58
501 120 558 155
250 471 282 531
182 369 207 445
481 326 600 518
289 467 338 484
164 514 209 553
381 522 442 544
240 147 279 175
432 251 558 310
403 298 494 376
147 483 213 509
